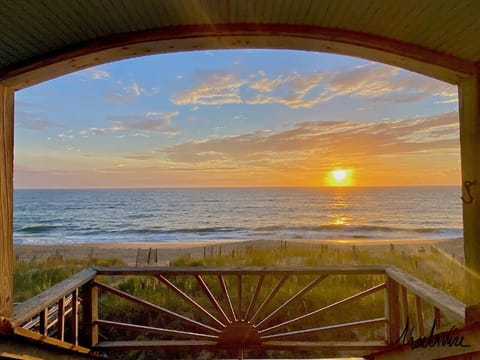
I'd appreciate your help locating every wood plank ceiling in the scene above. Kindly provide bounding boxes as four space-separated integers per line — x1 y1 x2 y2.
0 0 479 86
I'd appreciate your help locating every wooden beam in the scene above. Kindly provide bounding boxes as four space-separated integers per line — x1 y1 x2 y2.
0 24 474 90
385 266 465 323
1 329 91 359
0 84 13 326
13 327 90 355
94 340 217 351
95 319 218 341
261 318 386 341
458 65 480 321
261 340 387 350
94 339 388 351
13 268 97 326
94 265 387 276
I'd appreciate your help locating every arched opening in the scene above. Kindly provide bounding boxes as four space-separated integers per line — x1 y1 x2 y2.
1 4 480 354
8 49 468 358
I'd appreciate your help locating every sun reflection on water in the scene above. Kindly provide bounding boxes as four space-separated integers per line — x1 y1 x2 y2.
330 189 351 226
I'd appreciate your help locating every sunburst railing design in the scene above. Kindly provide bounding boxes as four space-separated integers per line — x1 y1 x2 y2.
10 265 466 359
93 266 387 354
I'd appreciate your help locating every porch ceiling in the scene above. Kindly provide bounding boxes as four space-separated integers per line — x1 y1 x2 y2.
0 0 479 88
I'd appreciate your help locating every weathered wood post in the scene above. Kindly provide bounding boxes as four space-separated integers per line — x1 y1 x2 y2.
459 67 480 324
385 276 400 344
0 84 14 333
81 281 98 347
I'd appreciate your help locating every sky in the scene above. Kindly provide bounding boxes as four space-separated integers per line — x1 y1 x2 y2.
14 50 460 189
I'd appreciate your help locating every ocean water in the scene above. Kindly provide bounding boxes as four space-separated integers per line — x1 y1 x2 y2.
13 187 463 244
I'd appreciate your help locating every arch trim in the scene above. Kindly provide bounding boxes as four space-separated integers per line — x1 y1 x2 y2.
0 24 474 90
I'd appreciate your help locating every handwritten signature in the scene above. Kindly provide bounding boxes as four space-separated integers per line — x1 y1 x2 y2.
396 318 470 350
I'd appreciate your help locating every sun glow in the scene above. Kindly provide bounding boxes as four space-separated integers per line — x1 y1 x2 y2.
328 169 353 186
332 170 347 181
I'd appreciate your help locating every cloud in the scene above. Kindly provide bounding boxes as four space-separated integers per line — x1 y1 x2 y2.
246 71 332 109
57 132 74 142
106 80 144 103
109 111 179 133
88 68 109 80
171 64 456 109
15 111 57 130
124 153 157 160
79 128 109 137
158 112 459 166
327 64 398 97
126 81 141 97
77 112 181 139
171 72 246 106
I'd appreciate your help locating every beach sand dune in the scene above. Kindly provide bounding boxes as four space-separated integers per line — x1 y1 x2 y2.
14 238 464 266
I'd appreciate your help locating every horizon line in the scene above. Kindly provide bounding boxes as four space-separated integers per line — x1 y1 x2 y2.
13 184 461 190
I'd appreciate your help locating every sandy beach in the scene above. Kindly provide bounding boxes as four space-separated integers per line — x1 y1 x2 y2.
14 237 465 266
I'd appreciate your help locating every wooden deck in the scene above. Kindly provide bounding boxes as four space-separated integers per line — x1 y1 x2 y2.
3 265 476 359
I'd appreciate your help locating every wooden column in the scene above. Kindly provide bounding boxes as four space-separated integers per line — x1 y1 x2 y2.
0 84 14 329
81 282 98 347
385 277 400 343
458 64 480 323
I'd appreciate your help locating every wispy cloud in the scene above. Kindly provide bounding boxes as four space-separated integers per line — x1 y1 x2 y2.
79 128 109 137
15 110 58 130
171 72 246 106
88 68 109 80
171 64 456 109
123 153 157 160
158 112 459 166
77 112 181 139
106 80 144 103
327 64 457 103
57 132 75 142
109 111 179 133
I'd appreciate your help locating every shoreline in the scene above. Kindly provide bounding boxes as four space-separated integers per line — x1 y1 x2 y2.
14 237 464 266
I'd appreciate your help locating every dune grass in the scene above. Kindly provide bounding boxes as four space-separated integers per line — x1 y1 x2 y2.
13 243 465 359
171 244 465 301
14 255 124 302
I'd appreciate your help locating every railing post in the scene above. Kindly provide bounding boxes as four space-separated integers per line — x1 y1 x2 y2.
399 285 408 329
415 295 424 337
81 281 98 347
70 288 79 345
385 276 401 344
39 308 48 336
57 296 65 341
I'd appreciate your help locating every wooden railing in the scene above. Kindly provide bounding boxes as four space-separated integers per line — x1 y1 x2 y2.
12 268 96 354
11 265 466 358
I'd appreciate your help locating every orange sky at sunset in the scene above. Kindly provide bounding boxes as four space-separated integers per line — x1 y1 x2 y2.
14 51 460 189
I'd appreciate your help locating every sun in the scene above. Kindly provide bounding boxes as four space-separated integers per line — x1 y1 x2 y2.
332 169 347 181
328 169 353 186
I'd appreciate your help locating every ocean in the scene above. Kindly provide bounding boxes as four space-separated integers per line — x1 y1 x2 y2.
13 187 463 244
